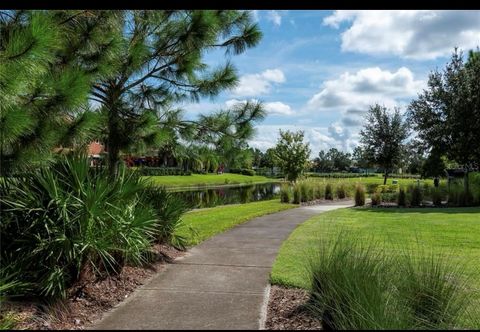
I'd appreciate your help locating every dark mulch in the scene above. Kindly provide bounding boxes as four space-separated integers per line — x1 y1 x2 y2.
1 244 185 330
265 285 322 330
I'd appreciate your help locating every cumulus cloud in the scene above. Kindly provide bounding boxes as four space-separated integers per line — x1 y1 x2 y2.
232 69 286 97
307 67 424 119
266 10 282 26
225 99 294 116
248 124 358 156
323 10 480 60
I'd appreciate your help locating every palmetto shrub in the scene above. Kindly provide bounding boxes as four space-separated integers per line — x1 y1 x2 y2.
354 184 366 206
142 187 191 250
0 155 157 299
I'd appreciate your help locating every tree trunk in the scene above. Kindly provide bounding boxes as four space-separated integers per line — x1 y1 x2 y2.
107 107 121 178
383 169 388 185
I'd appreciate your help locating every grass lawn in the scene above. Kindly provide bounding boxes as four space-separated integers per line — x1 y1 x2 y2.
176 199 296 246
306 175 445 187
144 173 278 188
271 206 480 290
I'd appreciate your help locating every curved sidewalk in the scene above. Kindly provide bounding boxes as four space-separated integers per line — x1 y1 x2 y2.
93 201 353 330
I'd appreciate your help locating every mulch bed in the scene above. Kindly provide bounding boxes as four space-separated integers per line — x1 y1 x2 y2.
1 244 185 330
265 285 322 330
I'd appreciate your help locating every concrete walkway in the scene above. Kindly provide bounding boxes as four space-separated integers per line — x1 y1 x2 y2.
93 201 354 330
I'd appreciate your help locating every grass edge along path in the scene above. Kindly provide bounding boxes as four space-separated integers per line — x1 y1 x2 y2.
176 199 296 246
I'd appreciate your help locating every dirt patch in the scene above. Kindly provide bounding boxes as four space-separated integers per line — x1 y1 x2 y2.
1 244 185 330
265 285 322 330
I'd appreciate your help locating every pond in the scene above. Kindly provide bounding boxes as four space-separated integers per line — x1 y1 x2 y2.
170 182 282 209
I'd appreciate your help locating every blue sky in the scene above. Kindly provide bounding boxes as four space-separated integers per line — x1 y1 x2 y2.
182 10 480 157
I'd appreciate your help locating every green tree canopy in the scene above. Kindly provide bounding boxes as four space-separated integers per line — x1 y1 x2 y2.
408 48 480 191
0 10 117 174
359 104 409 184
274 130 311 182
86 10 263 175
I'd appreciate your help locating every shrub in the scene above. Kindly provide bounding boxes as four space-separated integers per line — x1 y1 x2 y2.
324 183 333 200
354 185 366 206
381 192 398 203
305 233 476 330
376 184 399 194
335 183 347 199
398 187 407 207
431 188 443 206
293 184 302 204
409 185 423 207
371 192 382 206
229 168 256 176
0 156 157 299
280 185 292 203
142 187 191 250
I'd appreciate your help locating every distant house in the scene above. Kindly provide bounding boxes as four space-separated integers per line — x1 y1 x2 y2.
87 141 106 166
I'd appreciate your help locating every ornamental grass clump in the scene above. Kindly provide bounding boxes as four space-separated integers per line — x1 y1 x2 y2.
324 183 333 200
293 184 302 204
335 183 347 199
354 184 366 206
305 233 477 330
280 184 292 203
371 192 382 206
398 187 407 207
409 184 423 207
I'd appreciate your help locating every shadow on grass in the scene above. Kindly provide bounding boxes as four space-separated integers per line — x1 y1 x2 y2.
349 206 480 214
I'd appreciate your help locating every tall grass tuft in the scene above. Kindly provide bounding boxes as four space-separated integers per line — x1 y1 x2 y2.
371 192 382 206
280 184 292 203
431 187 443 206
354 184 366 206
314 184 324 200
293 184 302 204
335 183 347 199
398 187 407 207
300 182 309 203
324 183 333 200
409 184 423 207
305 233 477 330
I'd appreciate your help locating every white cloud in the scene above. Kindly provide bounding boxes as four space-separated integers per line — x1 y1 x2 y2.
225 99 294 116
266 10 282 26
232 69 286 97
307 66 424 116
249 124 358 156
264 101 294 116
323 10 480 60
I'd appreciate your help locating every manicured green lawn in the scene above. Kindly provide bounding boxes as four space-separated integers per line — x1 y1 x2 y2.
271 206 480 290
144 173 278 188
176 199 296 246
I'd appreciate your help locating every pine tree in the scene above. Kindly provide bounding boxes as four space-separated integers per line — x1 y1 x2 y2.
0 10 118 174
87 10 263 176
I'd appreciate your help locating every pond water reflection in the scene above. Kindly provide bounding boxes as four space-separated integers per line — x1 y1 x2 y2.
171 182 281 209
